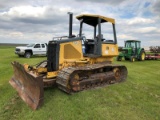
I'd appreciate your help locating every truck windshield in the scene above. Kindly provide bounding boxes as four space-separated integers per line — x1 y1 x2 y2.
26 44 34 47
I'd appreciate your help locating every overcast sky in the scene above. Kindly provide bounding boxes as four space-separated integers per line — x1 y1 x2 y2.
0 0 160 46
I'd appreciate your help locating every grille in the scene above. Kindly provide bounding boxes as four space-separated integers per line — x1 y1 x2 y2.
47 42 59 72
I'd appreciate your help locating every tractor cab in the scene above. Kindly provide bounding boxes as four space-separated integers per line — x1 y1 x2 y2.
124 40 141 55
117 40 145 62
76 14 117 57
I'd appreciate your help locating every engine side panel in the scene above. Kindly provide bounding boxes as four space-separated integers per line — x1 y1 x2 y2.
59 40 84 66
101 43 119 57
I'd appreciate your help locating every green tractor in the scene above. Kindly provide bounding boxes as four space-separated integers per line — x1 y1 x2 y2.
117 40 146 62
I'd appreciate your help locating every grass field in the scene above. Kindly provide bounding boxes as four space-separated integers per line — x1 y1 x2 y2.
0 46 160 120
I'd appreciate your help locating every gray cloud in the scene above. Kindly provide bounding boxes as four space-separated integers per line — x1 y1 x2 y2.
0 5 73 34
75 0 126 5
0 0 31 10
0 0 159 46
152 0 160 14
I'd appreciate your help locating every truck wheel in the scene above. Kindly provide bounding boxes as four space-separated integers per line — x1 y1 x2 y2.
139 51 145 61
18 55 23 57
25 52 31 58
116 56 122 61
130 56 135 62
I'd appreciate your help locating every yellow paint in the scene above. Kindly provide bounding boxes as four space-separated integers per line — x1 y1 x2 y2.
47 71 58 79
141 52 145 60
37 67 47 73
102 44 119 57
133 58 135 62
59 40 84 65
58 40 119 69
23 64 29 71
76 14 115 24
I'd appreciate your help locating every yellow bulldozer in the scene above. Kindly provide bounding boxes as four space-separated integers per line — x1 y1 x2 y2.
9 13 128 110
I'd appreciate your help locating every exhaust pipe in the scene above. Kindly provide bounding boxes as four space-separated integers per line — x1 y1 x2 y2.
68 12 73 38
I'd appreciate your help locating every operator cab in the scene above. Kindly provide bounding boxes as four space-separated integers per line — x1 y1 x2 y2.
76 14 117 57
125 40 141 55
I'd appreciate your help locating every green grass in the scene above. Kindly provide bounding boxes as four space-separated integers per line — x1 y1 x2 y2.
0 46 160 120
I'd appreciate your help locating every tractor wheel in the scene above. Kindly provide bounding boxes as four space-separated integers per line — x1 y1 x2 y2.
139 51 145 61
25 52 32 58
130 56 135 62
116 56 122 61
124 57 129 60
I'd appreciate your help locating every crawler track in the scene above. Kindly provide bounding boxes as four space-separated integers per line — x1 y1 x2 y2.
56 62 127 94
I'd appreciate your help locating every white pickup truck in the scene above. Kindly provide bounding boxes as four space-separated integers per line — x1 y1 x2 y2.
15 43 47 58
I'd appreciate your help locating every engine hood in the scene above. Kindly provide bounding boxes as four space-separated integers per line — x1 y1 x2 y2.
16 46 32 49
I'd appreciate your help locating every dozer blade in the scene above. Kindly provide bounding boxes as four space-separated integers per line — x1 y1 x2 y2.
9 61 44 110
